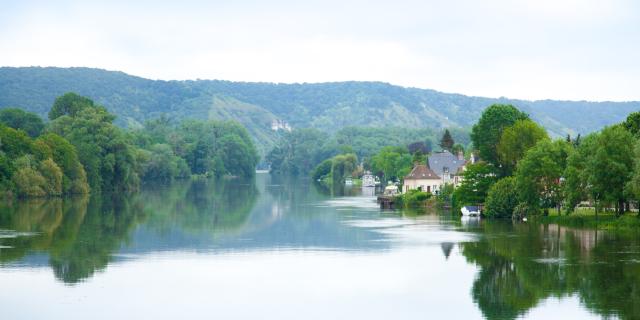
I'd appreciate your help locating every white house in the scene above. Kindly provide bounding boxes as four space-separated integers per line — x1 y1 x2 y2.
403 164 442 194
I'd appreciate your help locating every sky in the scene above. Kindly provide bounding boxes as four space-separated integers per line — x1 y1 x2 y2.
1 0 639 101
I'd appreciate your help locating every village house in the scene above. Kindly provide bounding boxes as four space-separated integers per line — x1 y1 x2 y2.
428 150 468 187
403 164 442 193
402 151 478 194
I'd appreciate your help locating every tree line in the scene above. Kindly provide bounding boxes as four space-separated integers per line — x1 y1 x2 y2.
455 103 640 218
267 126 467 178
0 93 259 198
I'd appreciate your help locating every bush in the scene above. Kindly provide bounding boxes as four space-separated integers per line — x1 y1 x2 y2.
485 177 519 218
398 189 432 208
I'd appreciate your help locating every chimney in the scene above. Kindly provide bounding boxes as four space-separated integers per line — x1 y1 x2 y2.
457 151 464 161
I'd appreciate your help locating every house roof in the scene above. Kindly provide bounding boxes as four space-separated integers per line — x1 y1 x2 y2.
428 151 466 177
405 164 441 180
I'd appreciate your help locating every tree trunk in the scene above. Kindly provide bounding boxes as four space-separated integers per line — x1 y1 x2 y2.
618 199 625 217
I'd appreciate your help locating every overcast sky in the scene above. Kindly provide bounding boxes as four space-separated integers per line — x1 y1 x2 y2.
1 0 639 101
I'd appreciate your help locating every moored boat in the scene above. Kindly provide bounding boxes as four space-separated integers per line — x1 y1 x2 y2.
461 205 481 217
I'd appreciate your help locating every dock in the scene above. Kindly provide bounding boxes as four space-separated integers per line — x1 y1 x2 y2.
377 195 396 209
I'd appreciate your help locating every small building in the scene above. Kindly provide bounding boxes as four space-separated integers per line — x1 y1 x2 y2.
271 119 292 132
403 164 442 193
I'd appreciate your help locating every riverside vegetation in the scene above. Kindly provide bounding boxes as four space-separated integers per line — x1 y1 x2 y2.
0 93 259 198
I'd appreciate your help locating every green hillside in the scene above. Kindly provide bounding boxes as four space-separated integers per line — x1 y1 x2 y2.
1 67 638 155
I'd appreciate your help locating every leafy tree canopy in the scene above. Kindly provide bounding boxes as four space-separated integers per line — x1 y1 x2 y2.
471 104 529 170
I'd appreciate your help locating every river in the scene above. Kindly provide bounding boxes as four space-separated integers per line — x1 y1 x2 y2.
1 173 639 319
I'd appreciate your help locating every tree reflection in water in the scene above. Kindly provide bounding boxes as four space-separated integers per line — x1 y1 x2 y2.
461 221 640 320
0 177 258 284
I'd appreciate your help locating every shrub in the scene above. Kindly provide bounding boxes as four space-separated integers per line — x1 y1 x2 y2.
485 177 519 218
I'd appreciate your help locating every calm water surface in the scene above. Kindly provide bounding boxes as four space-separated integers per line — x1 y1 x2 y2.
1 173 639 319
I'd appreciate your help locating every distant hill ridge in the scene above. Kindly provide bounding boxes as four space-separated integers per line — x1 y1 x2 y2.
1 66 638 153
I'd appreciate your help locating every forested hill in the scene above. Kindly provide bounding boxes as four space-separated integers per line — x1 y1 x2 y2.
1 66 638 151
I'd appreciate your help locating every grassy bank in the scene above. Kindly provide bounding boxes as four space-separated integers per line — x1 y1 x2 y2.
533 208 640 231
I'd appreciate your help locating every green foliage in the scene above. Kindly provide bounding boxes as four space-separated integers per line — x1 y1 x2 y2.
439 129 455 152
267 126 447 176
370 146 413 181
437 183 455 203
0 122 88 197
485 177 519 218
39 158 63 196
2 67 635 152
453 162 499 206
471 104 529 172
497 119 548 175
132 118 258 179
0 108 44 137
36 133 89 194
397 189 432 208
48 92 96 120
515 140 571 213
623 111 640 136
330 153 358 185
49 104 138 193
138 144 189 181
563 126 635 215
451 143 465 155
312 159 333 181
266 128 329 175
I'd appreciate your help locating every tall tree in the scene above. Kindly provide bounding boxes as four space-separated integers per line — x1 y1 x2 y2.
471 104 529 172
497 119 549 175
48 92 96 120
0 108 45 137
439 129 455 152
452 162 499 206
564 127 635 215
49 98 140 193
515 140 571 214
370 146 412 181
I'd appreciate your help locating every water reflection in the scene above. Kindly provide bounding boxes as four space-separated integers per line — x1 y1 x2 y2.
1 174 639 319
461 222 640 320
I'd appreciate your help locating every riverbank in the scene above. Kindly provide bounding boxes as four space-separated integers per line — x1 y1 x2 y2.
533 208 640 231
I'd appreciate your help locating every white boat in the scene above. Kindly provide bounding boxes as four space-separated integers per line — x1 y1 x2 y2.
362 174 376 187
461 206 481 217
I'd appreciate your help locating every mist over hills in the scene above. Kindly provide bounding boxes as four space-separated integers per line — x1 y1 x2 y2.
0 67 638 154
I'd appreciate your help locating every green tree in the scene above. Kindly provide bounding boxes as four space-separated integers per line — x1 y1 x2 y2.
515 140 571 214
48 100 139 193
564 127 635 215
39 158 63 196
312 159 333 181
370 146 412 182
48 92 95 120
0 108 45 137
498 119 549 175
267 128 329 175
331 153 358 185
439 129 455 152
36 133 89 194
453 162 499 206
623 111 640 136
484 177 518 218
563 134 597 212
471 104 529 171
11 156 47 197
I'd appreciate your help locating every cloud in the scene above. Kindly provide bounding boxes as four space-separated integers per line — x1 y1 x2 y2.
0 0 638 101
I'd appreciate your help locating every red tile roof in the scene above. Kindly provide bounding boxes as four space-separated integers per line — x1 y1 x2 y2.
404 164 441 180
